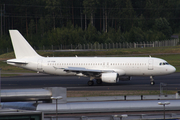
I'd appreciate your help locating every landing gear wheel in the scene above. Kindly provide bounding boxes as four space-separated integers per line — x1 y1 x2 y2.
150 81 155 85
150 76 155 85
96 79 102 85
88 81 94 86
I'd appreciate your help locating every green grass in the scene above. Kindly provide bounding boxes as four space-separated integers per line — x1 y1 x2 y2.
1 74 21 77
67 90 177 97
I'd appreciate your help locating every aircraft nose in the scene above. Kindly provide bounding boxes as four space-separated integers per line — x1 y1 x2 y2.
169 65 176 73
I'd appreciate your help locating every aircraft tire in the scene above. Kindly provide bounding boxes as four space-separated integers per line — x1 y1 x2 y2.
150 81 155 85
96 79 102 84
88 81 94 86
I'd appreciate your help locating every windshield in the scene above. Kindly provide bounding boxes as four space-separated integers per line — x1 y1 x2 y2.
159 62 169 65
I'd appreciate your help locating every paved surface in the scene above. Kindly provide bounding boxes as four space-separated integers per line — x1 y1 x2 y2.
1 73 180 90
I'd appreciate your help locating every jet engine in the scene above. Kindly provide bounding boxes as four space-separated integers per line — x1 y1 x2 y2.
101 73 119 83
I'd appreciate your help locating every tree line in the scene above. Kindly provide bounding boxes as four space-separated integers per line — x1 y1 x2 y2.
0 0 179 51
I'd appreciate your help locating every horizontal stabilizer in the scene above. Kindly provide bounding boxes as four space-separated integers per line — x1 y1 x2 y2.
7 59 27 64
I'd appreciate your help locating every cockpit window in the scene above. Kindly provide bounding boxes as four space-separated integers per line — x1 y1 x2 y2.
159 62 169 66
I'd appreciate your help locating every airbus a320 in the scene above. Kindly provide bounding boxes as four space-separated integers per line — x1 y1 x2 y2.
7 30 176 86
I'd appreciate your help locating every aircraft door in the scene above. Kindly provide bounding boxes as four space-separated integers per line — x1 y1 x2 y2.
37 59 43 72
148 59 153 70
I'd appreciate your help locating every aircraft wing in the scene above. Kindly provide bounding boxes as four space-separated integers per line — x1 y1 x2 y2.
64 67 114 73
54 66 114 76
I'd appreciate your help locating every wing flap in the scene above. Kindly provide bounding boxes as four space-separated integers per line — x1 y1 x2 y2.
63 67 114 74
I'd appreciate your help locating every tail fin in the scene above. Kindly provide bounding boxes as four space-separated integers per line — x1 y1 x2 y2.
9 30 40 59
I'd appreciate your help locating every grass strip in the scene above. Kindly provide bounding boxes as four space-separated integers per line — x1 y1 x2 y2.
67 90 177 97
1 74 21 77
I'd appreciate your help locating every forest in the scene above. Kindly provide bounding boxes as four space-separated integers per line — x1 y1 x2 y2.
0 0 180 51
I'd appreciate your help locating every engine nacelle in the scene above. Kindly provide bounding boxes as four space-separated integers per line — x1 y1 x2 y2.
101 73 119 83
119 76 132 81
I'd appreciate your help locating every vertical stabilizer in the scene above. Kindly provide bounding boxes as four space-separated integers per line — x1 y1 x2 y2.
9 30 40 59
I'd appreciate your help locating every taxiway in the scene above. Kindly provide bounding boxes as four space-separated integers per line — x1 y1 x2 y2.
1 73 180 90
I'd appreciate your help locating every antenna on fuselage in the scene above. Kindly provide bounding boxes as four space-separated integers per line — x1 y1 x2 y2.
149 55 151 58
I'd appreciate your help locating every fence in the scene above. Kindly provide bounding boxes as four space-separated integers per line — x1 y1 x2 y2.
40 39 179 50
0 39 179 54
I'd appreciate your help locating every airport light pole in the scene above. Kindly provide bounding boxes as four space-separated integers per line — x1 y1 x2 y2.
0 68 1 109
51 96 62 120
158 101 170 120
160 83 167 96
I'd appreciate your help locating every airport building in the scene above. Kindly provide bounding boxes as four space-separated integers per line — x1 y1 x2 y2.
1 87 180 120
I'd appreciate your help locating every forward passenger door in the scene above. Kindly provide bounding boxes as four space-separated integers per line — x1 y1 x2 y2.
148 59 153 70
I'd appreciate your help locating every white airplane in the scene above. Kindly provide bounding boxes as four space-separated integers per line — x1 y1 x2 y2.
7 30 176 86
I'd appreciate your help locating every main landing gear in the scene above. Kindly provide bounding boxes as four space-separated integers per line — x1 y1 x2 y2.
87 79 102 86
150 76 155 85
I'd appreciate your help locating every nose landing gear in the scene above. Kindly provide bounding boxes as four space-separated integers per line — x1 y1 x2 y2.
150 76 155 85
